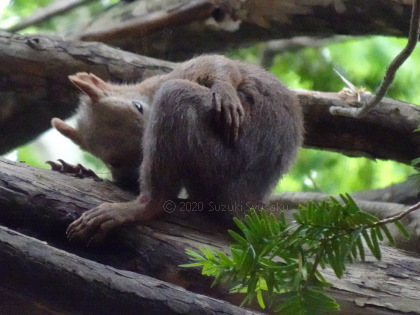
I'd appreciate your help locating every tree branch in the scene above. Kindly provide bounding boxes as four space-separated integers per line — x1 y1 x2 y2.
70 0 417 61
0 225 253 315
352 179 419 205
1 157 420 313
0 31 418 163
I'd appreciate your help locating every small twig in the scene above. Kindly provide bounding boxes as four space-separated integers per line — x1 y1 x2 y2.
373 201 420 227
330 0 420 118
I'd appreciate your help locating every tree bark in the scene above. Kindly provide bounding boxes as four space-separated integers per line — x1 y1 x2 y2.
0 30 173 155
0 31 418 162
0 225 256 315
69 0 417 61
352 179 419 205
1 157 420 314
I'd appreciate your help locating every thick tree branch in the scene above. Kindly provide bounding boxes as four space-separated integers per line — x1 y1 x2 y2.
352 179 419 205
70 0 417 60
0 225 253 315
296 89 420 164
1 157 420 313
0 31 173 155
0 32 418 163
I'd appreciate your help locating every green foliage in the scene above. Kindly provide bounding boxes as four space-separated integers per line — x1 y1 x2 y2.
183 195 409 314
276 149 414 194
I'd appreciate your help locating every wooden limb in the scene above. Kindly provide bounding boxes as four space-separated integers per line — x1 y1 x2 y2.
7 0 96 32
0 31 418 162
295 89 420 164
72 0 416 61
0 30 173 155
1 158 420 313
0 225 254 315
352 179 419 205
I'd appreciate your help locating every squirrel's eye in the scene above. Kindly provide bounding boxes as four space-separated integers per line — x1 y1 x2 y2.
132 101 143 114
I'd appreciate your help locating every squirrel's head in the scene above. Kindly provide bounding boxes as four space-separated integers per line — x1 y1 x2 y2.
52 73 150 187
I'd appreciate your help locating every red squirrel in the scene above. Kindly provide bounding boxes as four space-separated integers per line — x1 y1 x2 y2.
52 55 304 245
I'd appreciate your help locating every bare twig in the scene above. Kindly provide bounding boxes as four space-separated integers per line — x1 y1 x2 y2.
330 0 420 118
7 0 96 32
374 201 420 227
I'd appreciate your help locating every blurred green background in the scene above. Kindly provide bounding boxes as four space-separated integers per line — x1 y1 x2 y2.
1 0 418 194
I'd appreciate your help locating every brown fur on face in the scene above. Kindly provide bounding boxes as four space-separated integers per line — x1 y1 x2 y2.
52 73 151 187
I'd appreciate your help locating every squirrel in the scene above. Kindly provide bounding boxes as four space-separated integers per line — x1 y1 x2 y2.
52 55 304 245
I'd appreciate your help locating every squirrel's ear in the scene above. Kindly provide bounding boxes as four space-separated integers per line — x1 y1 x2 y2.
51 118 83 147
74 72 110 90
68 72 109 102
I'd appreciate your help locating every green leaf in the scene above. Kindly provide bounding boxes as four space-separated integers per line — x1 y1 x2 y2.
380 224 396 246
356 237 365 261
304 288 340 311
374 226 383 242
256 289 266 309
217 251 234 267
228 229 248 246
239 246 256 274
361 230 381 260
185 248 205 261
370 228 381 260
394 221 410 239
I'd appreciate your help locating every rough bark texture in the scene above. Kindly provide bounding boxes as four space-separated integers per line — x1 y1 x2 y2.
70 0 417 61
1 157 420 314
0 225 255 315
352 179 419 205
296 89 420 164
0 31 418 162
0 31 173 155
